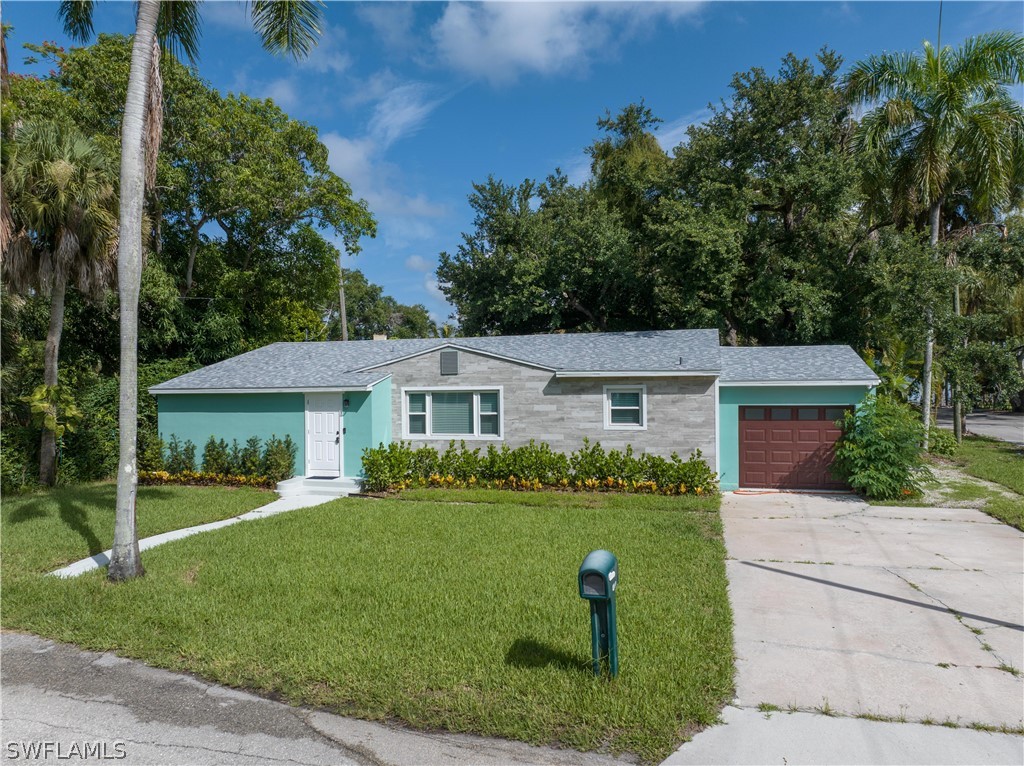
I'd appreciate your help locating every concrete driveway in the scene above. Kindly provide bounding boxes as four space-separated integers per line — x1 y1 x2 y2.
667 492 1023 765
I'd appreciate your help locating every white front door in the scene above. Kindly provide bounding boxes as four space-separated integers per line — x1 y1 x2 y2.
305 393 342 477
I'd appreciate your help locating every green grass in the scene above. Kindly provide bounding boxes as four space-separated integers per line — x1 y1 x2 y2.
949 437 1024 530
953 437 1024 495
1 489 732 762
1 482 270 576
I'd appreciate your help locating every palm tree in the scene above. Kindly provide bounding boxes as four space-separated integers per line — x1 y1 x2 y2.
845 31 1024 446
2 122 119 485
57 0 325 581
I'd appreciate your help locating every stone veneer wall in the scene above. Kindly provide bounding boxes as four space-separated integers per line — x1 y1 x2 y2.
372 348 717 467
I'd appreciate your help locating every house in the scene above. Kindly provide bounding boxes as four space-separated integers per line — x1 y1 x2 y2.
148 330 879 492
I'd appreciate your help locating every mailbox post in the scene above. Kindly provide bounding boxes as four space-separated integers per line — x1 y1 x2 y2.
578 549 619 678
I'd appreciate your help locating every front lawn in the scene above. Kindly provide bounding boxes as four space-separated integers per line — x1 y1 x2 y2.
1 482 270 577
1 489 732 762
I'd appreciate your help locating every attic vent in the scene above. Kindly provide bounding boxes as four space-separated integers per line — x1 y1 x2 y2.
440 350 459 376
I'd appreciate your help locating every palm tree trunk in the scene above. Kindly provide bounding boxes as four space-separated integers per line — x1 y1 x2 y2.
109 0 160 582
39 269 67 486
921 198 942 450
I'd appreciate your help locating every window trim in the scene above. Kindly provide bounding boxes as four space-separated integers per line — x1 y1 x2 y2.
401 386 504 440
603 384 647 431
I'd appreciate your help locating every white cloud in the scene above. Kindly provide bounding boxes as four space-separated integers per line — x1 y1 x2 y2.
656 107 712 152
424 277 447 304
432 1 705 85
259 78 300 110
321 78 449 227
370 83 441 148
405 255 433 272
357 3 419 55
203 2 252 32
298 23 352 75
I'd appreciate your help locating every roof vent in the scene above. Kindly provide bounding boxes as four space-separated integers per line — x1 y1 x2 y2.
440 350 459 376
372 334 388 341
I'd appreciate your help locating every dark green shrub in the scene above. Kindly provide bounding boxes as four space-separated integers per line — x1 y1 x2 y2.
262 435 297 483
165 435 198 473
927 428 959 457
240 436 262 476
138 433 165 471
832 394 930 500
227 439 243 475
202 437 231 474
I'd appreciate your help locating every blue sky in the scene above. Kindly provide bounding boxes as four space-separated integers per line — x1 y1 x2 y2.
5 1 1022 324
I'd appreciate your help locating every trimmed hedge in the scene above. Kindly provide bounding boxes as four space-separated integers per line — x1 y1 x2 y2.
157 434 297 486
362 438 718 496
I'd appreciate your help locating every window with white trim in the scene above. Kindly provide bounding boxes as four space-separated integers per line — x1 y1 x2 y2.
604 385 646 429
404 389 502 438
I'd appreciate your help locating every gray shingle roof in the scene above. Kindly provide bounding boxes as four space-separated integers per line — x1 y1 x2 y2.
148 330 878 392
720 345 879 383
149 330 722 392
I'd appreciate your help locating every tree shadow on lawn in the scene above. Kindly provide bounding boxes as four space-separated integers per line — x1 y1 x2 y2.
6 484 174 557
505 638 590 673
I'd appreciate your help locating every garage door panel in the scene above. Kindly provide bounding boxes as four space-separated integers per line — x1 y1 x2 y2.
739 406 850 490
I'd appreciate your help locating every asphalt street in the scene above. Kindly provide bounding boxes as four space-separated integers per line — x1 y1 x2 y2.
1 632 625 766
936 408 1024 445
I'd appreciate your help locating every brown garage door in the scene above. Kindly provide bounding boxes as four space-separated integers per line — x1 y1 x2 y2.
739 406 851 490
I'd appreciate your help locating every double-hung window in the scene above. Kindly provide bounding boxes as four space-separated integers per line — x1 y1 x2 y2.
404 389 502 439
604 385 646 430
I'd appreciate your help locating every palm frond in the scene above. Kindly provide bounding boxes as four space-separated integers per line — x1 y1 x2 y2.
844 51 925 106
249 0 323 59
947 31 1024 91
57 0 97 43
156 0 202 63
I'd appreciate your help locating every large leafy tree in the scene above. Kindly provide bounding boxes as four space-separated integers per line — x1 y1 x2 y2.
844 31 1024 442
10 35 375 366
57 0 327 581
2 122 118 485
666 50 860 346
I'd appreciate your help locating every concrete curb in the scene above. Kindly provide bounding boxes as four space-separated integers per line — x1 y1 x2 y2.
48 494 333 579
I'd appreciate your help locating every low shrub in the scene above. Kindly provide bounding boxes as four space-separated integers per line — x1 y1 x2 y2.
832 394 931 500
927 428 960 457
361 438 718 496
157 433 297 487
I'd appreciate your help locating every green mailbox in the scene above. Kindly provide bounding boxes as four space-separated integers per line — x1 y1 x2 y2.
578 549 619 677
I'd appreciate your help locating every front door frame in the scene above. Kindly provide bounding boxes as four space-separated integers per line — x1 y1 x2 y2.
305 392 342 477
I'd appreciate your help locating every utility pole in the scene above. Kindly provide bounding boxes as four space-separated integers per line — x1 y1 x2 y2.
339 250 348 342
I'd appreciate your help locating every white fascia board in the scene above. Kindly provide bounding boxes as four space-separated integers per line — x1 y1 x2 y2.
554 370 720 379
148 376 391 396
354 342 556 373
718 379 879 387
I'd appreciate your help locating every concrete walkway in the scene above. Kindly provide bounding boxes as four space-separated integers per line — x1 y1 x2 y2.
50 495 331 579
1 632 622 766
665 492 1024 765
937 407 1024 445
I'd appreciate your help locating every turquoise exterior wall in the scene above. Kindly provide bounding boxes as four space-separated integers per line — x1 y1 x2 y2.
157 379 394 479
718 385 873 491
157 393 306 474
342 377 392 477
